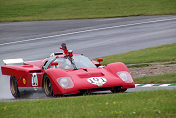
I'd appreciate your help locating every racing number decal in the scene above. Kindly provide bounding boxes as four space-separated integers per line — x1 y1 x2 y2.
32 73 38 86
87 77 107 87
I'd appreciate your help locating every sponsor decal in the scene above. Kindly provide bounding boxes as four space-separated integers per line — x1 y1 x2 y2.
88 77 107 87
32 73 38 86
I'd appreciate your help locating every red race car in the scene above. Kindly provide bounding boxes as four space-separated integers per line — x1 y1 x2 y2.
1 43 135 98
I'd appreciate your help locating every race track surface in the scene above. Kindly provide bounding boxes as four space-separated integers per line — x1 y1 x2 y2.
0 15 176 100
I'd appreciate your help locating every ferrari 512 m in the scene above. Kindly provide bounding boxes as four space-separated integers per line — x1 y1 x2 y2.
1 43 135 98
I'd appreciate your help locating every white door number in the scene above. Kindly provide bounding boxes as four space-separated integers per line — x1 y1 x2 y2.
87 77 107 87
32 73 38 86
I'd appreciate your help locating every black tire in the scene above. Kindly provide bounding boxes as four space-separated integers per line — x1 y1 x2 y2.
120 88 127 92
78 90 88 96
10 76 20 98
43 75 54 97
111 87 127 93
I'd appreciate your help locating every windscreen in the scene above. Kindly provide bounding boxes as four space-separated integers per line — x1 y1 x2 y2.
53 55 96 69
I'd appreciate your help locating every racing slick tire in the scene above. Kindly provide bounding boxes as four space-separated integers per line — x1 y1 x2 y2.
43 75 54 97
111 87 127 93
10 76 20 98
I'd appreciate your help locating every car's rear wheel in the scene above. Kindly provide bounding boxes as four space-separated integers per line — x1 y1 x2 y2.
111 87 127 93
43 75 54 97
10 76 20 98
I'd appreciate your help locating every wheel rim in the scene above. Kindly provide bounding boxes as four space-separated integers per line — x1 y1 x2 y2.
10 77 17 95
44 77 52 96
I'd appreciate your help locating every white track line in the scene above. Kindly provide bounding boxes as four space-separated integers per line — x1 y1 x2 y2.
159 84 171 87
142 84 155 87
0 17 176 46
135 84 141 87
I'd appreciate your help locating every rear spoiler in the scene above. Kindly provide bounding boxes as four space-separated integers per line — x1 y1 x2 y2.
3 58 24 65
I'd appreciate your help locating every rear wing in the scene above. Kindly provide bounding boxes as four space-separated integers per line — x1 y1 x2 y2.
3 58 24 65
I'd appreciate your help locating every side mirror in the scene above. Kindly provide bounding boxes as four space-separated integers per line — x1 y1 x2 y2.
97 58 103 63
50 62 58 66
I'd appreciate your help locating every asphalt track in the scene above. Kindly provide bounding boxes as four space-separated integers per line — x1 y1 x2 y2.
0 15 176 100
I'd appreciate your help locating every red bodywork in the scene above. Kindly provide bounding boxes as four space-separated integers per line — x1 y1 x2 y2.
1 50 135 95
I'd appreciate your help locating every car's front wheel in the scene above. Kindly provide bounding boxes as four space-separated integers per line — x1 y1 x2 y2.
43 75 54 97
10 76 20 98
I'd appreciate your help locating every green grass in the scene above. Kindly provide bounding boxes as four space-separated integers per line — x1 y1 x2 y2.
127 63 151 68
0 0 176 22
134 73 176 84
100 43 176 65
0 90 176 118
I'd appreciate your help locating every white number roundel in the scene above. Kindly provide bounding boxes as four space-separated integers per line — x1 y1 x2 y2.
87 77 107 87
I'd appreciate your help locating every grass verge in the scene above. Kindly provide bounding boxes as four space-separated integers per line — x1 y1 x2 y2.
134 73 176 84
100 43 176 65
0 0 176 22
127 63 151 68
0 90 176 118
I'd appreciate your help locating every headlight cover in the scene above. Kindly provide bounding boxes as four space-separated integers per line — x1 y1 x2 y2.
117 71 133 83
57 77 74 89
